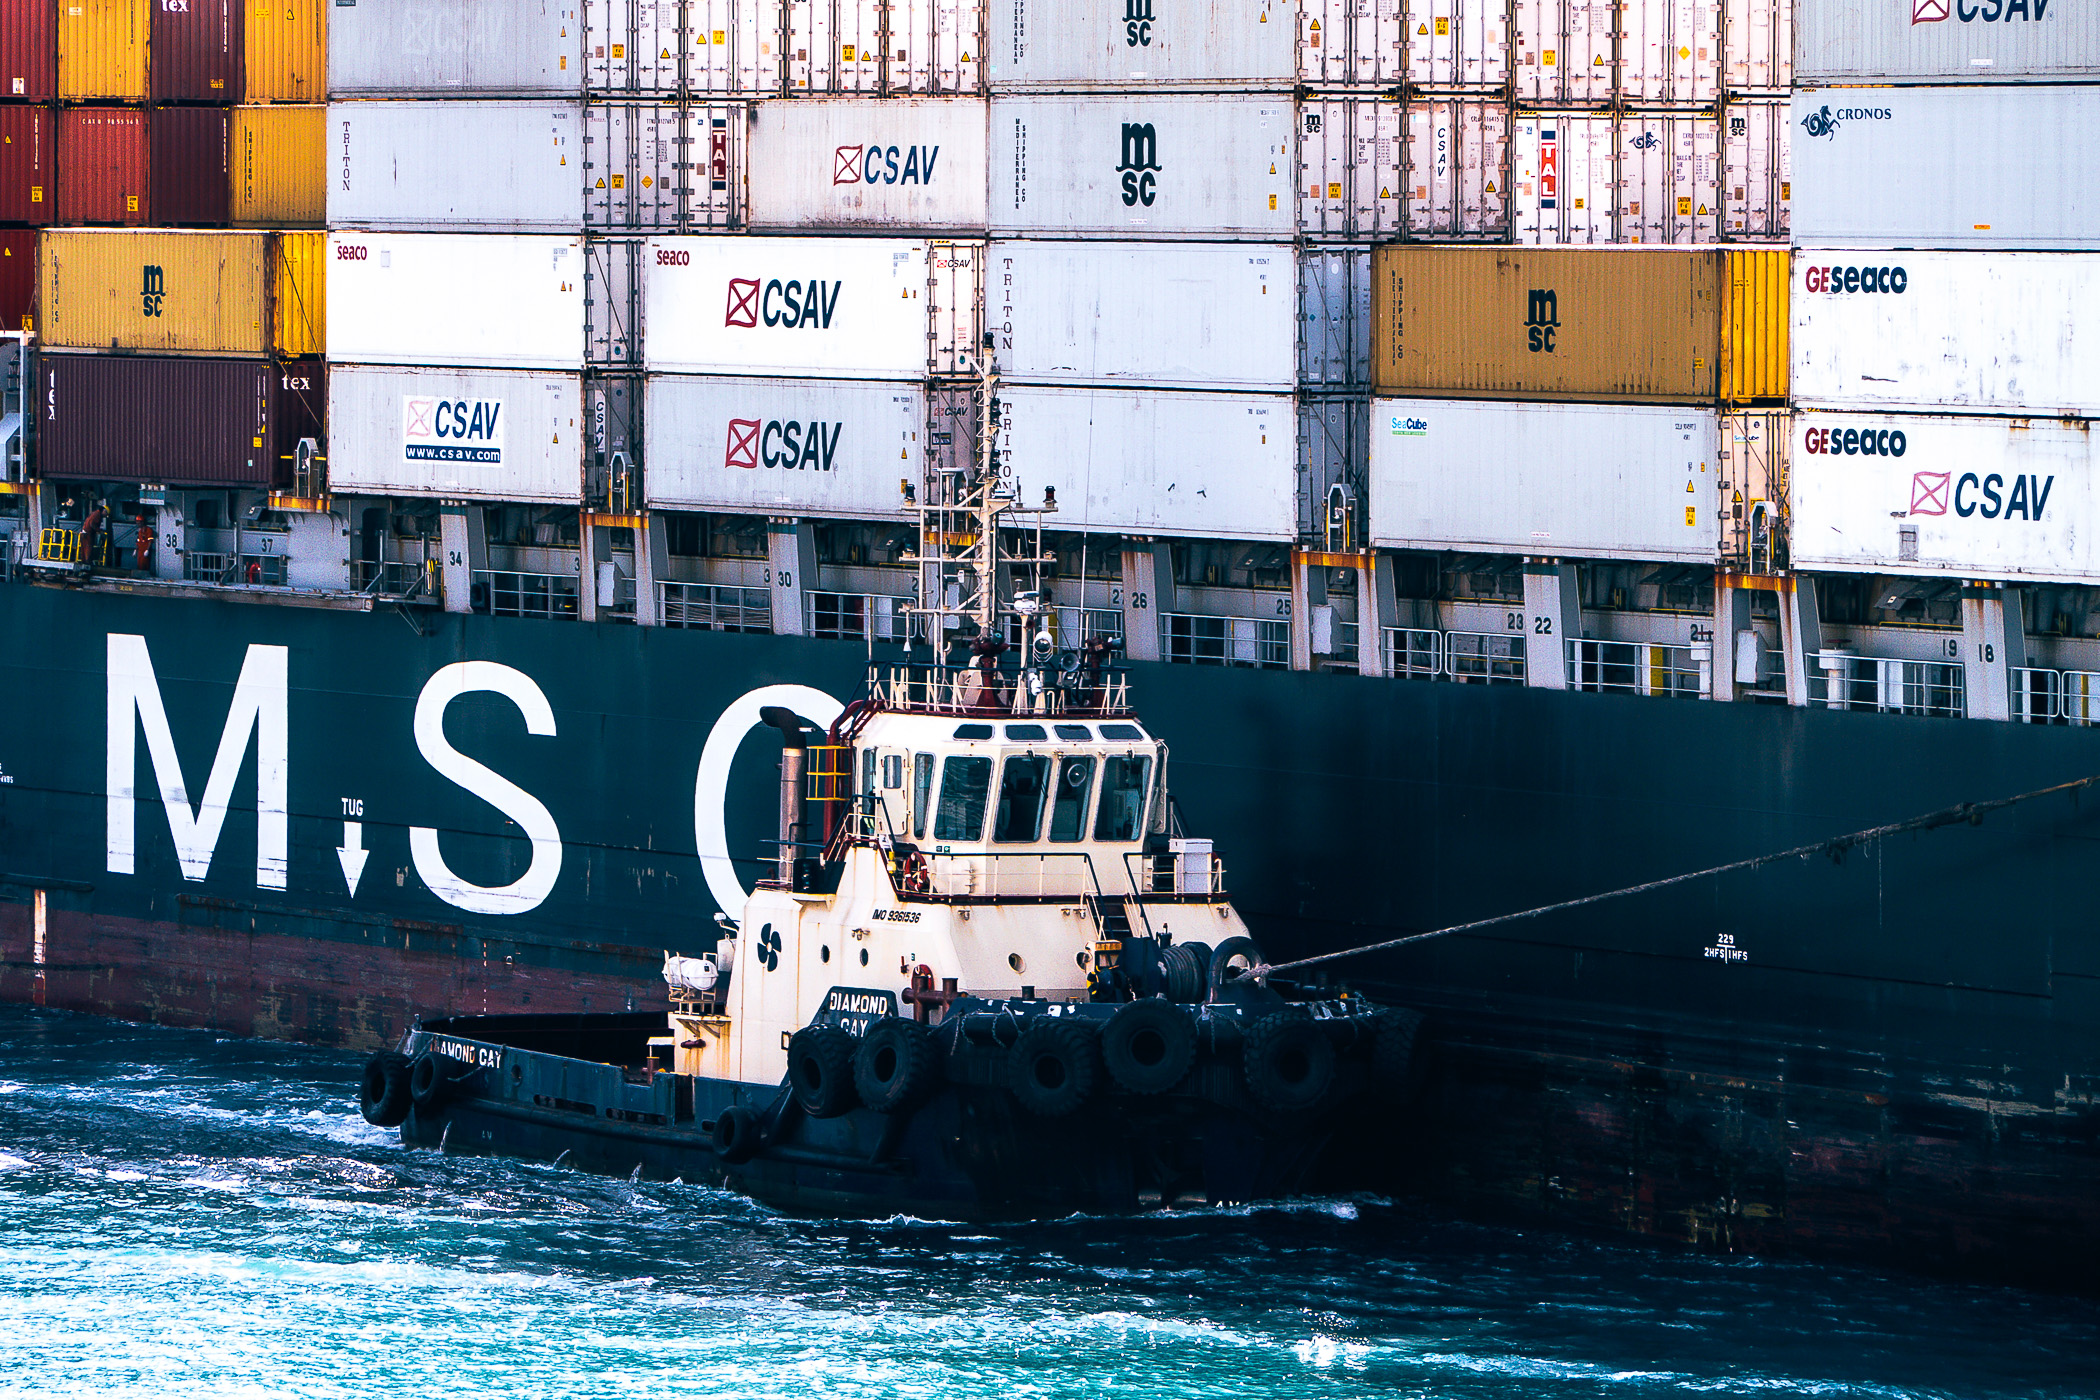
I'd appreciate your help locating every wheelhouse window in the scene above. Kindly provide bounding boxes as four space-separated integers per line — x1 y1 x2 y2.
993 755 1051 843
934 756 993 842
912 753 935 840
1048 756 1095 843
1093 756 1153 842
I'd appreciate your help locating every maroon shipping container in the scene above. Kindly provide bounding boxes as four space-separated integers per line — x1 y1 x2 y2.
38 353 293 487
0 0 59 104
58 106 148 226
150 0 243 104
150 105 227 225
0 104 54 225
0 229 32 331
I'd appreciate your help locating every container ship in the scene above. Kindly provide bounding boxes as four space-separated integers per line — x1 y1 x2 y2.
1 0 2096 1286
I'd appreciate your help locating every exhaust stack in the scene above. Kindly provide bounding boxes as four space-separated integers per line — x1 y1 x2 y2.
759 706 810 887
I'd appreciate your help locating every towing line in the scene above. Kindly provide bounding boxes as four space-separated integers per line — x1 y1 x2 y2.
1246 773 2100 981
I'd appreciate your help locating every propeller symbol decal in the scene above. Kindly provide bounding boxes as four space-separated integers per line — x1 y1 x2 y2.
757 924 782 972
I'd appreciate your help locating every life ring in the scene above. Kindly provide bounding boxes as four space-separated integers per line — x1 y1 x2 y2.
409 1052 462 1113
853 1017 941 1114
1100 999 1196 1096
1239 1012 1336 1115
787 1025 860 1118
897 850 932 895
1009 1017 1101 1117
358 1051 413 1127
711 1103 762 1164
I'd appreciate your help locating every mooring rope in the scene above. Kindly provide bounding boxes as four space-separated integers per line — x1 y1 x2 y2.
1245 772 2100 981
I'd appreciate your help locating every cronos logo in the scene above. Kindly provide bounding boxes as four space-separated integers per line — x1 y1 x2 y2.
725 417 844 471
1800 104 1893 139
1912 0 2050 23
832 143 943 186
723 277 844 330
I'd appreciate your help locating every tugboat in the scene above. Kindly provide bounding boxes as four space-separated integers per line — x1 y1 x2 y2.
355 362 1423 1217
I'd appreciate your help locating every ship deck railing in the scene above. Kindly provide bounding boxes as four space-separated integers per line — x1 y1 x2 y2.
661 581 770 633
868 662 1134 718
476 568 581 621
1809 650 1966 719
1162 612 1291 670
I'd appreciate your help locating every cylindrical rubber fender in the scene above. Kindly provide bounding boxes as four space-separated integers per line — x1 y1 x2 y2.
408 1051 463 1113
711 1103 762 1164
960 1009 1021 1047
1204 936 1262 1002
358 1051 413 1128
787 1024 860 1118
1009 1016 1102 1118
1370 1008 1426 1102
853 1017 942 1114
1100 999 1197 1095
1160 940 1214 1003
1240 1012 1337 1115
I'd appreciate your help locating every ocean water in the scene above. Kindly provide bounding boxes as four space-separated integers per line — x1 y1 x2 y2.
0 1005 2093 1400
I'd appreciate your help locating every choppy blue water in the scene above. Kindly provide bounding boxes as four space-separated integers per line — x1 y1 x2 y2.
0 1005 2093 1400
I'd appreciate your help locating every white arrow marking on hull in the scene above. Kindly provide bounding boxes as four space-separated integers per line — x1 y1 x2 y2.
337 820 370 897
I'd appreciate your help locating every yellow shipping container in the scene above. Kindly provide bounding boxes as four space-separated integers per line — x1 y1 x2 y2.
273 230 326 357
231 106 327 228
1721 249 1789 404
244 0 328 103
39 230 271 356
58 0 149 102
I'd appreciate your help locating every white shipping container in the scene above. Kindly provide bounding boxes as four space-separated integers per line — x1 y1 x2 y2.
998 386 1296 541
328 102 584 232
1398 0 1511 87
1798 0 2099 84
1298 96 1509 240
1791 412 2100 583
645 236 946 378
1793 87 2100 250
586 0 780 94
646 374 925 518
1793 251 2100 418
987 241 1296 391
1722 99 1789 241
328 0 584 97
328 233 587 370
1513 0 1615 102
788 0 984 94
1616 0 1719 103
992 95 1292 239
1369 397 1722 562
1298 245 1369 389
329 365 585 504
747 97 988 230
1513 110 1724 245
1513 0 1784 99
1296 0 1402 85
584 102 744 231
585 238 646 366
990 0 1295 89
1722 0 1788 90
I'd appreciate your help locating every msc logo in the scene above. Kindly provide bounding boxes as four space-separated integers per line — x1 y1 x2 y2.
832 143 942 186
725 417 844 471
1118 122 1161 207
1912 0 2049 23
724 277 843 329
1537 126 1558 209
1525 289 1559 353
140 265 165 318
1124 0 1155 46
1911 471 2056 519
1800 104 1893 139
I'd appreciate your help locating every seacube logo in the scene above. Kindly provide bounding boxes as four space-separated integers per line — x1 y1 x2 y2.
725 417 845 471
724 276 844 329
1389 415 1428 437
832 142 942 187
1912 0 2051 23
1800 103 1893 139
1118 122 1162 206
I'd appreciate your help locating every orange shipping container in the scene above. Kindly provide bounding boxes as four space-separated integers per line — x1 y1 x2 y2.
58 0 149 102
38 229 272 355
243 0 327 103
231 105 325 227
272 229 325 356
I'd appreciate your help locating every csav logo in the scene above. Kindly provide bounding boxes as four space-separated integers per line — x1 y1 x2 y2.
1942 472 2055 519
1537 125 1558 209
140 265 165 318
724 277 844 330
403 397 504 464
1118 122 1162 207
1525 289 1559 353
832 143 943 186
725 417 844 471
1124 0 1155 46
1913 0 2050 23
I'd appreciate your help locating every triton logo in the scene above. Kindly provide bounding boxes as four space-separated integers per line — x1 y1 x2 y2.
726 418 844 471
1118 122 1161 206
1538 125 1558 209
724 278 843 330
140 265 164 318
1525 289 1559 353
832 143 942 185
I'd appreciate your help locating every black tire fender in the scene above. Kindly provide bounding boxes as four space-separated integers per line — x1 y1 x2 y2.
1205 935 1263 1001
1009 1016 1102 1118
1100 999 1197 1095
1240 1012 1337 1115
712 1103 762 1164
359 1051 413 1128
408 1051 463 1113
853 1017 942 1114
787 1024 861 1118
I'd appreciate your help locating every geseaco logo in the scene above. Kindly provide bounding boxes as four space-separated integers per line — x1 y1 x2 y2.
832 144 942 186
1804 264 1908 294
1118 122 1162 207
725 417 844 471
724 277 844 329
1912 0 2050 25
404 398 503 464
1389 415 1428 437
1800 103 1893 139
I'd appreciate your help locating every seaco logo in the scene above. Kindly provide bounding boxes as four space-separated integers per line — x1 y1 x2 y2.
1800 104 1893 139
1118 122 1162 206
1912 0 2050 24
725 417 844 471
1804 264 1908 294
1124 0 1155 45
724 277 844 329
403 397 504 464
1805 424 1907 457
1908 469 2054 520
832 144 942 186
1538 125 1558 209
1524 288 1560 353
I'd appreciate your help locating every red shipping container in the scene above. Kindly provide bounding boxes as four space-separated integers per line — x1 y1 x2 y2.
37 352 290 487
0 229 32 331
150 105 227 225
0 0 58 103
58 106 148 226
0 104 54 225
150 0 243 104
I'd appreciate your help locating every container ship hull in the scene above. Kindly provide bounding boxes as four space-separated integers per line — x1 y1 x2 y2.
1 583 2095 1285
